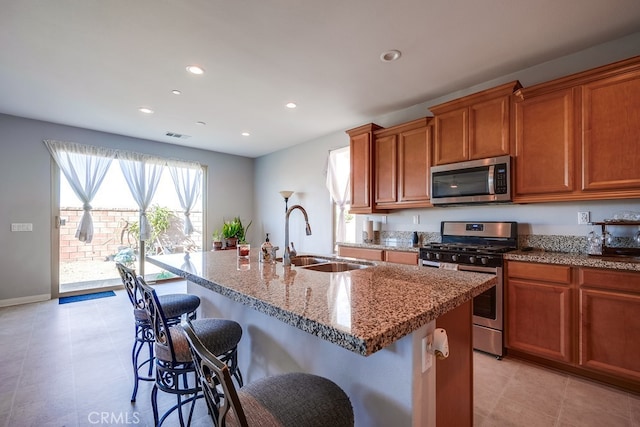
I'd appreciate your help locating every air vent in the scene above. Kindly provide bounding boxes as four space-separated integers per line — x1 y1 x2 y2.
165 132 191 139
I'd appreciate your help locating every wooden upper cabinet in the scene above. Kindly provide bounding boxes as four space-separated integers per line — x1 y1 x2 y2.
513 87 577 200
430 81 521 165
347 123 383 214
513 55 640 203
581 68 640 194
373 117 432 209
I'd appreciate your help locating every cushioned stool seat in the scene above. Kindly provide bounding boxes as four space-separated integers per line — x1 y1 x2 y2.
181 321 354 427
138 277 243 427
234 372 354 427
116 262 201 402
157 318 243 364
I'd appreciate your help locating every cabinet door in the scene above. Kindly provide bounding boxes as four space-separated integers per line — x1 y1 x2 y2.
350 132 372 212
374 134 397 205
348 124 387 214
469 95 510 160
398 125 430 204
433 108 468 165
578 268 640 381
579 288 640 381
337 246 384 261
582 72 640 193
506 262 573 362
384 250 418 265
513 88 577 199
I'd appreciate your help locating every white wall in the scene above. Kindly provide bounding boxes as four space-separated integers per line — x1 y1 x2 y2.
0 114 254 303
254 32 640 254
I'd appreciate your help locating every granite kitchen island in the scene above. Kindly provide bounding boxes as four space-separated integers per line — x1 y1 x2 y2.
148 250 496 427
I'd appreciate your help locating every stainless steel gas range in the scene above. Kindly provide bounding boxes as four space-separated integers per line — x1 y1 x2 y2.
419 221 518 358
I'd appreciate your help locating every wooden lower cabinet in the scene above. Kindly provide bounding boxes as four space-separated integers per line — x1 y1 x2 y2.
505 261 573 362
506 261 640 392
337 246 384 261
384 250 418 265
338 246 417 265
436 300 472 427
578 268 640 382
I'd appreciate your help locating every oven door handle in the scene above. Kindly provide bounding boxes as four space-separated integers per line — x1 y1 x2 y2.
420 259 498 274
457 265 497 274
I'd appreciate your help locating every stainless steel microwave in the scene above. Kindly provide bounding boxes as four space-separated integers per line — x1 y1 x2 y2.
430 155 511 205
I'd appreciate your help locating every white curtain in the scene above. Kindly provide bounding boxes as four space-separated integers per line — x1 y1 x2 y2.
118 152 164 242
44 140 114 243
168 162 202 236
326 147 351 244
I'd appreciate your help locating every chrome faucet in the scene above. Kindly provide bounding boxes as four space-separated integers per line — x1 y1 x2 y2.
283 204 312 266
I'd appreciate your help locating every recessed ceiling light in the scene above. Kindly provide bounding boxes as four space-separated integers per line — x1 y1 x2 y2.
186 65 205 75
138 107 154 114
196 121 206 126
241 132 250 136
285 102 297 109
380 49 402 62
171 90 182 95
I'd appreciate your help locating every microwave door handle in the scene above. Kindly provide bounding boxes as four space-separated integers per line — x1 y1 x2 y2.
488 165 496 195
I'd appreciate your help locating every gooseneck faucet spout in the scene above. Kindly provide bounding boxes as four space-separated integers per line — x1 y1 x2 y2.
283 204 312 266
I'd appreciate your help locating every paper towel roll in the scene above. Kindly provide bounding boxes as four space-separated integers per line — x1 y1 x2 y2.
365 220 374 242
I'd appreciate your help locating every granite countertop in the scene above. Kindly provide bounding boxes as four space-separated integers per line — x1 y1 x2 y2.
339 241 640 272
505 250 640 271
148 251 496 356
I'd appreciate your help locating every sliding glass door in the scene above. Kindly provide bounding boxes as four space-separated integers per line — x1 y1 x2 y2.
51 151 204 297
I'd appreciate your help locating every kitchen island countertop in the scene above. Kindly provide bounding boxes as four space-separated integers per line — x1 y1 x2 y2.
148 250 496 356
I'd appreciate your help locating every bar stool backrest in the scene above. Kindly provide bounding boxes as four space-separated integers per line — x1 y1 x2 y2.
116 263 144 310
181 320 248 427
137 276 179 363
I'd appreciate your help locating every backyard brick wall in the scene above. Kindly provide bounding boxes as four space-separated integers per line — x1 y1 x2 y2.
59 208 203 262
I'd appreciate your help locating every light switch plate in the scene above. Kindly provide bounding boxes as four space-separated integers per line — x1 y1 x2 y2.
11 223 33 232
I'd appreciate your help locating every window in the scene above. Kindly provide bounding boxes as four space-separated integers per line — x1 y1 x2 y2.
327 147 355 250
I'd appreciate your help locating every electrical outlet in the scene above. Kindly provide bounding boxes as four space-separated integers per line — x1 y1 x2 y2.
578 211 590 225
413 215 420 225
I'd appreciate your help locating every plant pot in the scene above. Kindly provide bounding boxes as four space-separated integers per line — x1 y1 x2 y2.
213 241 223 251
225 237 238 249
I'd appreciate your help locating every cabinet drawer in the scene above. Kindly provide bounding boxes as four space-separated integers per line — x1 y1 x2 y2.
507 261 571 284
338 246 384 261
384 250 418 265
579 268 640 293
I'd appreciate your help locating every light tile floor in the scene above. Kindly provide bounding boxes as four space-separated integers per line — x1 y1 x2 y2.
0 282 638 426
474 351 640 426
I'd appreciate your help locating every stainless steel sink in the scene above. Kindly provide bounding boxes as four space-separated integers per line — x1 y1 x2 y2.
302 261 372 272
289 255 332 267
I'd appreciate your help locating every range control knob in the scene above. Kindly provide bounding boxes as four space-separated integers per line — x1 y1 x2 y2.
435 253 441 260
468 256 476 264
451 254 458 262
481 257 489 265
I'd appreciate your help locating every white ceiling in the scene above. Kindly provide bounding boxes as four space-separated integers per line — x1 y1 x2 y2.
1 1 640 158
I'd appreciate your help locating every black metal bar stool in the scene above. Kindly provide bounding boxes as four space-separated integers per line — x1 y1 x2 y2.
116 262 200 402
181 320 354 427
138 276 243 427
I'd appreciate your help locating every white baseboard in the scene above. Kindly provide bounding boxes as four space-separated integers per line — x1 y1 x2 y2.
0 293 51 307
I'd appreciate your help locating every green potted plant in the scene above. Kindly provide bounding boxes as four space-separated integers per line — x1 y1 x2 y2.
222 217 251 248
212 229 223 251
